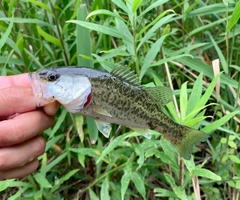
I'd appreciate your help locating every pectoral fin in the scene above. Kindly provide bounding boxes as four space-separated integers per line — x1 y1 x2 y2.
95 120 112 138
93 106 112 117
131 127 152 139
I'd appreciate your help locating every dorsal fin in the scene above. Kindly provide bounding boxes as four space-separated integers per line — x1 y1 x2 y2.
146 86 173 108
111 66 140 86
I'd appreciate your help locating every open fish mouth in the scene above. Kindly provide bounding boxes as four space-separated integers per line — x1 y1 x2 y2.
28 72 54 107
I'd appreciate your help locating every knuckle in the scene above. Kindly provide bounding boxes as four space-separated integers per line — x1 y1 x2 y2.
34 137 46 156
0 151 8 170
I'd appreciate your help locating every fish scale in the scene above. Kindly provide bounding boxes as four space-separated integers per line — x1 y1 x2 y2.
85 71 204 154
29 66 209 159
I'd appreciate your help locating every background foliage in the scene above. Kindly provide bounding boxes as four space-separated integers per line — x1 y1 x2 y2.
0 0 240 199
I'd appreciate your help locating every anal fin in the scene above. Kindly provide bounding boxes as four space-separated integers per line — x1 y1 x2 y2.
95 120 112 138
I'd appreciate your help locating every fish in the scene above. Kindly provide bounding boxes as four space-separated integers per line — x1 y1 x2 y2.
28 66 208 159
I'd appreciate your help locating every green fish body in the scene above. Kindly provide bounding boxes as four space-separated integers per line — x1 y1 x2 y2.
29 66 208 159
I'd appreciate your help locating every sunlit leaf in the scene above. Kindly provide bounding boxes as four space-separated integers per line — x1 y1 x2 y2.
121 162 132 199
131 172 146 200
37 25 62 48
100 177 110 200
34 173 52 188
227 1 240 31
164 173 188 200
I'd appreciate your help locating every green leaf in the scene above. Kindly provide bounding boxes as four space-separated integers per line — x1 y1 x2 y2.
227 1 240 31
28 0 52 14
229 155 240 164
77 4 93 67
131 172 146 200
89 188 100 200
192 73 222 113
154 188 178 198
137 14 175 50
49 109 68 138
45 134 65 151
87 9 125 21
100 177 110 200
0 179 15 191
140 35 167 79
187 3 231 17
111 0 130 15
67 20 132 42
0 56 24 65
160 138 178 162
96 134 128 163
220 138 227 144
228 140 237 149
115 10 134 55
0 17 52 26
202 110 240 133
186 73 203 115
0 19 13 51
75 115 84 143
51 169 79 193
34 173 52 188
136 11 172 39
87 117 99 142
207 32 228 74
37 25 62 48
145 148 178 168
41 152 67 174
138 0 168 18
121 162 132 199
180 82 188 120
132 0 143 13
164 173 188 200
132 144 145 169
59 169 79 185
193 168 221 181
184 0 201 14
77 149 86 167
9 187 28 200
70 147 100 158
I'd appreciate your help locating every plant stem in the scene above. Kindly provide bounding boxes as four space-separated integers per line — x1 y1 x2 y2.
132 15 140 76
49 1 69 66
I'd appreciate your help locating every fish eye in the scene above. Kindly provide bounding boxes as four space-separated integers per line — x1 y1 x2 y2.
47 73 60 82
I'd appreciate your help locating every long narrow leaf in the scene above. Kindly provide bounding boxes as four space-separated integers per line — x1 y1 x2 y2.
37 25 62 48
193 73 222 112
140 35 166 79
68 20 131 42
202 110 240 133
0 20 13 51
227 1 240 31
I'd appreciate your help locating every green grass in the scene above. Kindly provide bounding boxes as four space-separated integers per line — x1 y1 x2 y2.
1 0 240 199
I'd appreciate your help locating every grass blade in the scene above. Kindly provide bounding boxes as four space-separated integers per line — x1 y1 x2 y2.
77 4 92 67
226 1 240 31
68 20 131 42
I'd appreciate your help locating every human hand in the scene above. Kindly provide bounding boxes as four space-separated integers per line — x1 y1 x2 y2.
0 74 59 179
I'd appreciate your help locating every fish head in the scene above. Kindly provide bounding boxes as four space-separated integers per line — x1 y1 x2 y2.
28 67 92 112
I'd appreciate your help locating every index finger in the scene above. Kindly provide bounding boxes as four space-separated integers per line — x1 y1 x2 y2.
0 86 36 117
0 74 31 89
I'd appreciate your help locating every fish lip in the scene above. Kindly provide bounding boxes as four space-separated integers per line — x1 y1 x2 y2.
28 72 50 107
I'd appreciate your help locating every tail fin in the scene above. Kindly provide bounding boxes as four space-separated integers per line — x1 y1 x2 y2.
174 128 209 160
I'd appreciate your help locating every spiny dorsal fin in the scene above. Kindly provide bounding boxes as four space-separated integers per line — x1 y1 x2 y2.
111 66 140 86
146 86 173 108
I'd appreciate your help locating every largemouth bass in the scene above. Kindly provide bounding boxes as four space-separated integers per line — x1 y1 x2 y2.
28 66 208 159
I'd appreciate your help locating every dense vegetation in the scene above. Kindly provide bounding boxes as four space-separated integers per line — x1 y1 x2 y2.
1 0 240 199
